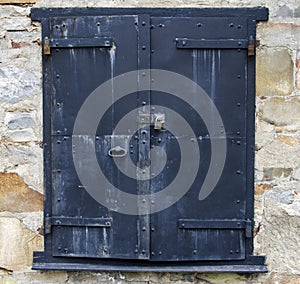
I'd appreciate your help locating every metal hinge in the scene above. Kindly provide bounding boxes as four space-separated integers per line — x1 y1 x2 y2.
248 36 255 56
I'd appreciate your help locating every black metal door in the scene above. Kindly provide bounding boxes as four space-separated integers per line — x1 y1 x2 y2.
50 15 251 260
149 16 251 261
32 7 268 271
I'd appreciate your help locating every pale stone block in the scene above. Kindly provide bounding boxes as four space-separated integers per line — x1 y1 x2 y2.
256 48 294 97
0 5 30 17
0 217 43 270
4 112 36 130
255 135 300 169
0 67 40 104
7 129 36 142
260 195 300 273
13 163 43 193
0 18 31 31
260 97 300 129
264 188 295 204
0 212 43 234
257 23 300 49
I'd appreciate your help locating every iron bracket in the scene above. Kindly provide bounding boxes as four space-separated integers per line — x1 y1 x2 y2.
44 217 112 235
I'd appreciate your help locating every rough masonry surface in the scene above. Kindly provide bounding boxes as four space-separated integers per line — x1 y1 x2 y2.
0 0 299 283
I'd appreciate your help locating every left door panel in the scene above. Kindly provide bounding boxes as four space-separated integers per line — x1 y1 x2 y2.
49 15 142 259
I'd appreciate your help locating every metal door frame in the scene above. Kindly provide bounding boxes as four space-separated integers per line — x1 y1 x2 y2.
31 7 268 272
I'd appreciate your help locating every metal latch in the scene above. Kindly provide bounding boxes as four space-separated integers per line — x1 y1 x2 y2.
153 113 165 130
138 111 165 130
44 37 51 55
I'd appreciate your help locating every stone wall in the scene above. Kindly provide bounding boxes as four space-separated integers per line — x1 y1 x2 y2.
0 0 299 283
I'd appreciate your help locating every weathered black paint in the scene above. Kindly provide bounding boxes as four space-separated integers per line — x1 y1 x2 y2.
32 7 268 272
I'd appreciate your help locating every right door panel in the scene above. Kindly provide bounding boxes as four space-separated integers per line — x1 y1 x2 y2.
149 17 249 261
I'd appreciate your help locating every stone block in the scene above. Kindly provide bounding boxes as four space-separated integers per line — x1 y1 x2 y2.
0 217 43 270
0 67 40 104
255 183 273 195
260 97 300 129
255 135 300 170
259 194 300 273
13 163 43 194
257 23 300 49
0 18 31 31
0 211 43 233
0 172 43 213
256 49 293 97
264 188 295 204
263 167 293 180
7 129 36 142
0 144 41 168
277 5 293 18
0 5 30 17
6 31 40 41
4 112 36 130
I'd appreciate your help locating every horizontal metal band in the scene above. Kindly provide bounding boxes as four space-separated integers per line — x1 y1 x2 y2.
49 37 113 48
50 217 112 227
31 8 269 22
178 219 251 229
33 252 267 273
176 38 248 49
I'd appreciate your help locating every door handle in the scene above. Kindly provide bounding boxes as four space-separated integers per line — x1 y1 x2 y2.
108 146 127 158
